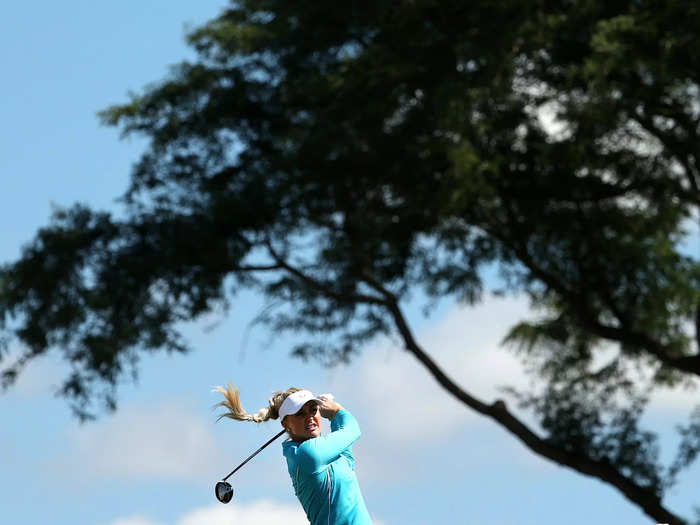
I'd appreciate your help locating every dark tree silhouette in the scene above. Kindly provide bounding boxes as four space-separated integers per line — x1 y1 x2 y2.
1 1 699 522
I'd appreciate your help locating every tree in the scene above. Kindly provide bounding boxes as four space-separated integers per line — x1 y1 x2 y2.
1 0 699 522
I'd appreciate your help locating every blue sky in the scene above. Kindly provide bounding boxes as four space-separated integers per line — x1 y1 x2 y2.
1 3 699 525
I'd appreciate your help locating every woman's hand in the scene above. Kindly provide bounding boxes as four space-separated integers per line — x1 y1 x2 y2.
318 396 344 419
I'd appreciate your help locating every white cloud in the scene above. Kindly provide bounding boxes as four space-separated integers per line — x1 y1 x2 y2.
649 383 699 413
101 501 309 525
102 501 388 525
332 295 699 443
62 399 220 481
178 500 308 525
332 296 532 446
102 517 165 525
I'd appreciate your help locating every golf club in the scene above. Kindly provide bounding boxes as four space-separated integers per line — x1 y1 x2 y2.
215 429 287 503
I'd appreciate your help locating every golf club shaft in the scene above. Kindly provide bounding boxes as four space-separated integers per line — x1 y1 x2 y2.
222 429 286 481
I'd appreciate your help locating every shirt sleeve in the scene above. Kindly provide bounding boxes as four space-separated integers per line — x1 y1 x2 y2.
295 409 361 474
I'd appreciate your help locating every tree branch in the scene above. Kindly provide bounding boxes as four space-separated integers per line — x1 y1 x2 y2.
488 227 700 376
232 263 284 272
385 298 688 525
631 114 700 206
264 242 388 306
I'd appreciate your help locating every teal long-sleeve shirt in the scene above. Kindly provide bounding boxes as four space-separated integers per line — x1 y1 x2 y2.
282 409 372 525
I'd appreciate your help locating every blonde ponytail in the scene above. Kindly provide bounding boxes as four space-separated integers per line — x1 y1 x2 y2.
213 383 303 423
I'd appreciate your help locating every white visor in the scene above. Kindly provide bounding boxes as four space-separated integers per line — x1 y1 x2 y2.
279 390 331 420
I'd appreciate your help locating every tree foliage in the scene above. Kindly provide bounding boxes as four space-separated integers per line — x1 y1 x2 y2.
1 1 699 522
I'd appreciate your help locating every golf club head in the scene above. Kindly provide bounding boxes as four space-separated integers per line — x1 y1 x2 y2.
215 481 233 503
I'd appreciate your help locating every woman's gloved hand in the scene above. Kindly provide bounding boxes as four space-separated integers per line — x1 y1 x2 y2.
317 394 344 419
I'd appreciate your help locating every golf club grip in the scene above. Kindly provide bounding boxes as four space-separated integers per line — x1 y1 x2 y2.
222 429 286 481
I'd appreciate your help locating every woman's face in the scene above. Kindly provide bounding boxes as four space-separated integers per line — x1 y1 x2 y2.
283 401 321 441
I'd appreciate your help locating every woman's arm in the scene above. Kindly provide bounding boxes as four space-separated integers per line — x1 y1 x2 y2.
296 406 361 473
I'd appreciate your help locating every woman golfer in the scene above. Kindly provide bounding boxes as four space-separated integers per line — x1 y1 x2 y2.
215 384 373 525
